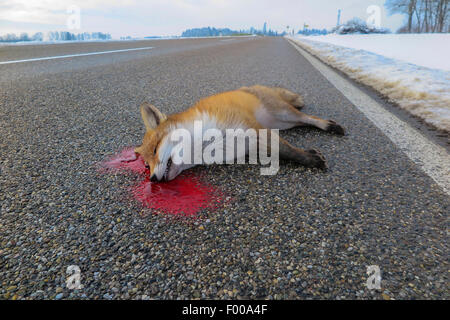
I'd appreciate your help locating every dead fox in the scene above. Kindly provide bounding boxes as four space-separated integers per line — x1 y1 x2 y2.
135 85 345 181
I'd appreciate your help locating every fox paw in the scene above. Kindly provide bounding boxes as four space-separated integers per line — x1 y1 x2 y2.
326 120 345 135
306 149 328 170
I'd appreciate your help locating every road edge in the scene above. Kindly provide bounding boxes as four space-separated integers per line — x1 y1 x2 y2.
287 38 450 196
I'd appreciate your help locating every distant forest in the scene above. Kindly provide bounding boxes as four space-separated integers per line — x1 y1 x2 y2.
0 31 112 43
181 26 282 37
297 28 328 35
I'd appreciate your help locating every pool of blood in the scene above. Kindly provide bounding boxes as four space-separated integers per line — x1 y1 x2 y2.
100 147 223 217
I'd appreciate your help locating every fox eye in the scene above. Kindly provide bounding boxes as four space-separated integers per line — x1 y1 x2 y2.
153 141 160 156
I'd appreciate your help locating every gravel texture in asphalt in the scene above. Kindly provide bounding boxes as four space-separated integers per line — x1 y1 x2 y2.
0 37 448 300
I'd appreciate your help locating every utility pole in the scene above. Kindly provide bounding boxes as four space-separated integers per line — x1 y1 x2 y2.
337 9 341 27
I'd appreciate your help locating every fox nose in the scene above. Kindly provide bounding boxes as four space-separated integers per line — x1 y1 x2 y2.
150 174 158 182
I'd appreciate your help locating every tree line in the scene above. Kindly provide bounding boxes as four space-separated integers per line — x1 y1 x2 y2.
297 28 328 35
181 26 281 37
181 27 237 37
0 31 112 43
386 0 449 33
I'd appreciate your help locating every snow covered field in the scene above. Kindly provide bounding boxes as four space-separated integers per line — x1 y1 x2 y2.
290 34 450 132
0 39 159 47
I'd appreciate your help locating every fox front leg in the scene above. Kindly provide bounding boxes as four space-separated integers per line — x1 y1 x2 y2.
259 130 327 170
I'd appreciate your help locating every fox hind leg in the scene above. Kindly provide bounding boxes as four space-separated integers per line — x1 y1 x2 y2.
242 85 345 135
272 103 345 135
294 111 345 135
269 87 345 135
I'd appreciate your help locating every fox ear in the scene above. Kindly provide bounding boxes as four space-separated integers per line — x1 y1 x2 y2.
140 102 167 130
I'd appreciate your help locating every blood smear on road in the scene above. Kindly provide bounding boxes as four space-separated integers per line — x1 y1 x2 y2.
99 147 223 217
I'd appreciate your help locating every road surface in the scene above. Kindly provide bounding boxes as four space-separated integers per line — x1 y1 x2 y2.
0 37 448 299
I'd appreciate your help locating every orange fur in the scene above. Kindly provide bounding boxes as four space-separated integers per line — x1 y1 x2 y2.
135 85 344 180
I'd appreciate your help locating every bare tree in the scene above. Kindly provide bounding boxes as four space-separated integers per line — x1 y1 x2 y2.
385 0 417 32
385 0 449 33
436 0 449 32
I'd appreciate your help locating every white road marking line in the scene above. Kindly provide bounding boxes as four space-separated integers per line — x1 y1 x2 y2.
288 38 450 196
0 46 154 65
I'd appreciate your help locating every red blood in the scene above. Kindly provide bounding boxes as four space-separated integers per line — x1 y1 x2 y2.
100 147 223 217
133 174 222 217
100 147 146 174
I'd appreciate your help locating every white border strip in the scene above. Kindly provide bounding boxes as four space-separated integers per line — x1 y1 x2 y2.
0 46 154 65
288 38 450 196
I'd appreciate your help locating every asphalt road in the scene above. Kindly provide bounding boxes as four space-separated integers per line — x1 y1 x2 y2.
0 37 448 300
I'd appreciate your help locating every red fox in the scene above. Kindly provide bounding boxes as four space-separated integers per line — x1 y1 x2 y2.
134 85 345 181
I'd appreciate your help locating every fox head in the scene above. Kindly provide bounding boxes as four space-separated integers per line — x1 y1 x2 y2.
134 102 181 182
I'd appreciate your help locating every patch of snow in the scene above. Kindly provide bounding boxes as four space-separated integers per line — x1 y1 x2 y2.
295 34 450 71
289 34 450 132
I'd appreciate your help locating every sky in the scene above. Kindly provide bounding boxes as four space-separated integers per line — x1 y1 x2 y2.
0 0 406 38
